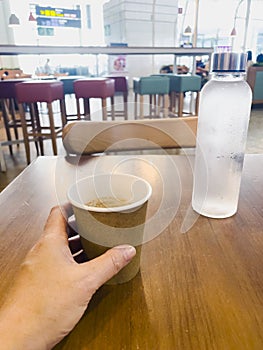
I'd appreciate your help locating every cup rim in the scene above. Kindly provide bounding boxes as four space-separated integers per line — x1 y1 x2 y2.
67 173 152 212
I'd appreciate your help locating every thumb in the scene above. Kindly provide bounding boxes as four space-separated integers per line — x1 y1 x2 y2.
81 245 136 289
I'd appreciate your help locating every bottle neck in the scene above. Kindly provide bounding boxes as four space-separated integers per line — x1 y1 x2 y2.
211 72 246 81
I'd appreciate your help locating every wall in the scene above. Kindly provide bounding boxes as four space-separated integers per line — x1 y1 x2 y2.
103 0 179 79
0 0 107 73
0 0 19 68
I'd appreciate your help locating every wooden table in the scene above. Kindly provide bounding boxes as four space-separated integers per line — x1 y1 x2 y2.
0 154 263 349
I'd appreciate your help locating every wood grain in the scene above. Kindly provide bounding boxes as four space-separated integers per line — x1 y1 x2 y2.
62 117 197 155
0 154 263 350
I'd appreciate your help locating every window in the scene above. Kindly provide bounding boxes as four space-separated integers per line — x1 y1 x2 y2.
104 24 111 36
86 5 91 29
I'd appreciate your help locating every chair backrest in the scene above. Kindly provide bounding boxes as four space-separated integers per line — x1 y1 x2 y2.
62 117 197 155
247 65 263 104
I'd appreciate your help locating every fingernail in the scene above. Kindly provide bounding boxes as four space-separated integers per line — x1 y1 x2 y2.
115 245 136 262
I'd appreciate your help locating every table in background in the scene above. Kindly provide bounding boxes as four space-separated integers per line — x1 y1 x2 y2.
0 154 263 349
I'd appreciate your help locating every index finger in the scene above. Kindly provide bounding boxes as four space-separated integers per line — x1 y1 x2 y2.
60 202 74 221
43 206 69 244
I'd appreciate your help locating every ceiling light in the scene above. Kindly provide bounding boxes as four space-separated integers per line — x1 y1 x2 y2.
9 13 20 27
28 12 36 22
230 27 237 37
184 25 192 36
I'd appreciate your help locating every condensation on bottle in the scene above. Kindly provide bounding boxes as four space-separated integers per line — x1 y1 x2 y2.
192 52 252 218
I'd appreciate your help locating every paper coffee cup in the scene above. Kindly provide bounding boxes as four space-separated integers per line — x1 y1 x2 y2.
67 173 152 284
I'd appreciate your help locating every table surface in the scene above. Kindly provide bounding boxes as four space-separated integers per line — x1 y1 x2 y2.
0 154 263 350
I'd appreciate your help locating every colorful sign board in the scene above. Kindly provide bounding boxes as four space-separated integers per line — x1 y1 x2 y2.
36 6 81 28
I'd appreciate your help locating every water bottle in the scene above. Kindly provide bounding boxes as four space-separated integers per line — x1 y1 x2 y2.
192 52 252 218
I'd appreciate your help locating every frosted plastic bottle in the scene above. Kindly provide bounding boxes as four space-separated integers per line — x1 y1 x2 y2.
192 52 252 218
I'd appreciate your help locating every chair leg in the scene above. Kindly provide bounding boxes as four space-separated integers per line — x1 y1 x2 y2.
195 92 200 116
123 93 128 120
155 95 158 117
18 103 31 164
60 99 67 126
83 98 91 120
1 99 13 155
139 95 144 119
170 91 175 114
134 93 138 119
164 94 169 118
47 102 57 155
153 95 162 118
0 142 7 172
9 98 19 141
110 96 115 120
178 92 184 118
102 98 107 121
33 103 43 156
170 92 173 113
27 103 39 156
149 95 153 117
76 98 81 120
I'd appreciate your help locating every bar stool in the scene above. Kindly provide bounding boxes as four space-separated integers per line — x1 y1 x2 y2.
15 80 67 164
74 78 115 121
105 75 129 119
57 76 86 121
0 79 31 155
133 76 170 119
169 74 202 117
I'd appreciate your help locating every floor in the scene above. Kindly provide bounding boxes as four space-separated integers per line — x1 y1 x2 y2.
0 93 263 192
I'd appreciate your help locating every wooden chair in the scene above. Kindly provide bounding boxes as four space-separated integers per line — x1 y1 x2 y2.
104 75 129 120
16 80 67 164
168 74 201 117
246 66 263 105
0 79 31 155
133 76 170 119
74 78 115 121
62 116 197 156
57 75 86 121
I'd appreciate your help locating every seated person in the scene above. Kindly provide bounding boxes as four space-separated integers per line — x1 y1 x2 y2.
253 53 263 66
176 65 189 74
160 65 174 73
247 50 253 67
159 64 189 75
44 58 53 75
195 57 209 86
196 58 209 77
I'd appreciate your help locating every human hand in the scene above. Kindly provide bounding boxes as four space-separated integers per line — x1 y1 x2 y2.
0 205 136 350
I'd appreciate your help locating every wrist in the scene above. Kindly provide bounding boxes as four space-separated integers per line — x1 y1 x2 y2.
0 299 48 350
